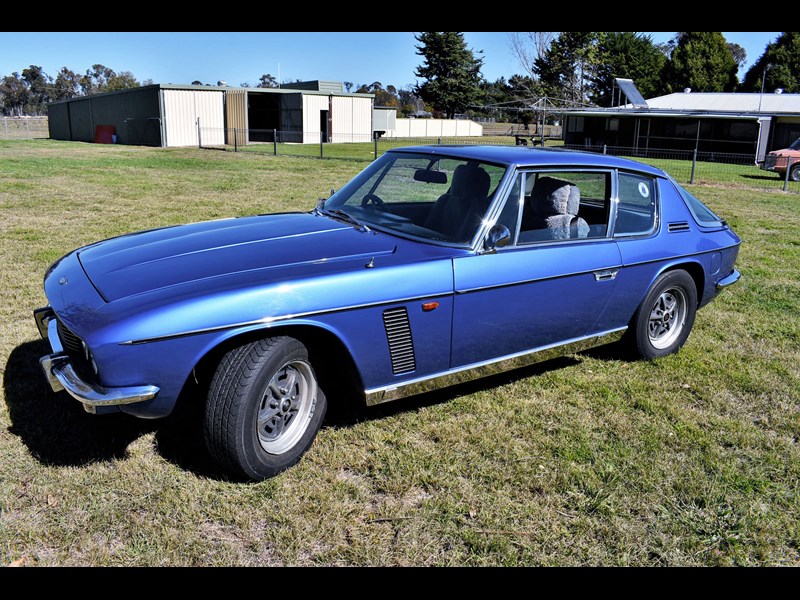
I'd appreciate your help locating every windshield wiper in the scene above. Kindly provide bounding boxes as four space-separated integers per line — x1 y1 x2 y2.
321 208 371 233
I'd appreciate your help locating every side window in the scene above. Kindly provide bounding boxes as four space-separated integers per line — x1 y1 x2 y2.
615 172 656 236
517 171 610 244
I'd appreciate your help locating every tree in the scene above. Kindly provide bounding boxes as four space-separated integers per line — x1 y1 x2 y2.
727 43 747 71
22 65 54 110
343 81 353 93
106 70 139 91
54 67 81 100
192 80 204 86
534 32 599 103
508 32 559 79
663 32 738 92
257 73 278 88
741 32 800 93
0 72 29 116
414 32 484 118
589 32 667 106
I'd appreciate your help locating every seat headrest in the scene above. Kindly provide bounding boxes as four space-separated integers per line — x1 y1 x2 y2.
530 176 580 217
451 164 490 199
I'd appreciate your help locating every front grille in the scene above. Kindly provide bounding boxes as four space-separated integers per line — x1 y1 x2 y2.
764 154 777 170
56 319 93 379
668 221 691 233
382 307 416 375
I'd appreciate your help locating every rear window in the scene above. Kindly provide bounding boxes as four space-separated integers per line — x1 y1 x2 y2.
672 180 724 226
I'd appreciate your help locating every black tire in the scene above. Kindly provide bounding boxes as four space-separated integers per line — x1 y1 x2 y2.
626 270 697 360
791 164 800 182
204 336 327 481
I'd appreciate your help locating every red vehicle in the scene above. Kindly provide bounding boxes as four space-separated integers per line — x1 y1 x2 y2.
761 138 800 181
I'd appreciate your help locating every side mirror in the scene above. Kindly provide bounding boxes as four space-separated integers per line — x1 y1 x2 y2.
483 224 511 254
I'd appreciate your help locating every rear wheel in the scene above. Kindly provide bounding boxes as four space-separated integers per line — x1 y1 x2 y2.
204 336 326 480
627 270 697 360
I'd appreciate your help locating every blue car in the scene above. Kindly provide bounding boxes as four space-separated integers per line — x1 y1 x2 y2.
34 146 741 480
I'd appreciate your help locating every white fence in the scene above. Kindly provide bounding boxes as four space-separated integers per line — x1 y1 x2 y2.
383 118 483 138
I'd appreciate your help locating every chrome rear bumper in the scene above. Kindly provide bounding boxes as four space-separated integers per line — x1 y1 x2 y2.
35 307 159 414
716 269 741 290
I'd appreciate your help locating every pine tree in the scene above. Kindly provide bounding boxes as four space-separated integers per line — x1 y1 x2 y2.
414 32 483 118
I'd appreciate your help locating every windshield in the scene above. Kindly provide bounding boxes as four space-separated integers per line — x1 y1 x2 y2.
789 138 800 150
324 151 508 246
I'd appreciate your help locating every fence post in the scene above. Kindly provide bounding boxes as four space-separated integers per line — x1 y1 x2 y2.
3 118 6 140
603 144 607 155
438 137 441 145
374 132 378 160
690 149 697 184
273 129 277 155
320 131 324 158
784 158 791 192
197 118 201 149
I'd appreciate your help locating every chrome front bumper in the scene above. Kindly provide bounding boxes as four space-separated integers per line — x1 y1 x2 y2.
35 307 159 414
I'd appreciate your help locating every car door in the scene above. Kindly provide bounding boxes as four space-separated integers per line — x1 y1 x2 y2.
451 169 624 368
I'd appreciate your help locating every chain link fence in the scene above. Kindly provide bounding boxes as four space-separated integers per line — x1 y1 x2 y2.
196 127 800 194
563 143 800 193
1 116 49 140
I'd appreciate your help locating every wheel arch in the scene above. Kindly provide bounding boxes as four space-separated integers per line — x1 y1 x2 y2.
660 260 705 307
190 321 366 407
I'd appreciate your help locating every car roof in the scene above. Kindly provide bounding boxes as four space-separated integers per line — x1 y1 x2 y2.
387 145 666 177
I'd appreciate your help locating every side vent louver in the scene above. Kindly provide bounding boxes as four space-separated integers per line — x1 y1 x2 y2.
382 307 416 374
668 221 691 232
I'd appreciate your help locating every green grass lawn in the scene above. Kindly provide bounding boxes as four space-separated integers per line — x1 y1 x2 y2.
1 139 798 566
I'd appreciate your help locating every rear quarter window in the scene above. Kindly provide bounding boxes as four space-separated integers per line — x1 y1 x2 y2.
615 172 656 237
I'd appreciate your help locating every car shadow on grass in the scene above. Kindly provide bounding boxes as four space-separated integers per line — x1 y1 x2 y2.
4 339 158 466
5 339 586 481
3 339 227 479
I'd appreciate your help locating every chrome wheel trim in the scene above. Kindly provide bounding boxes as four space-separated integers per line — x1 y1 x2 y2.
257 360 316 455
648 287 688 350
791 165 800 182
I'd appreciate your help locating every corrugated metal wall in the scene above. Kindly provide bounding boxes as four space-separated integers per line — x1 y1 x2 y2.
162 89 225 147
331 96 372 142
90 87 161 145
225 89 248 144
302 94 329 143
45 86 162 145
47 102 71 140
67 99 94 142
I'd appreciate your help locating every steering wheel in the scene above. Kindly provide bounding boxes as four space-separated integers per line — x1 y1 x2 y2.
361 193 386 210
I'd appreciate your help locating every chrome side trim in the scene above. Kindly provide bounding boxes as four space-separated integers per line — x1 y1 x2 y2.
39 352 159 408
121 292 453 345
716 268 741 290
455 261 624 295
364 327 627 406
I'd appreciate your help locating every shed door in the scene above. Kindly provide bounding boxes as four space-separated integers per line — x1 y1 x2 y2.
161 89 224 147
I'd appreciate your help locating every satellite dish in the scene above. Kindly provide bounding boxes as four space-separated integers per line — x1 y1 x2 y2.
683 87 692 94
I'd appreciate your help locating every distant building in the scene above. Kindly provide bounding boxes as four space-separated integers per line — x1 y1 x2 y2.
47 81 374 147
562 84 800 162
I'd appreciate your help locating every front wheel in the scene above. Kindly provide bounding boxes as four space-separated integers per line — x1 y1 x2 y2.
204 336 326 480
626 270 697 360
790 163 800 182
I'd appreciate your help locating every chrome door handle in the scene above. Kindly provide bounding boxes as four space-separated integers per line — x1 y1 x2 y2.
594 269 618 282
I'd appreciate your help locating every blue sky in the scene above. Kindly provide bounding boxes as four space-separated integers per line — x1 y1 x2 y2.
0 32 782 90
